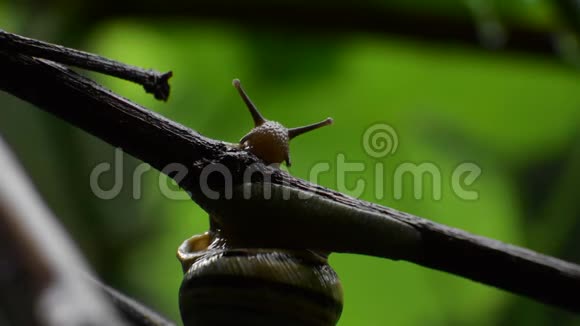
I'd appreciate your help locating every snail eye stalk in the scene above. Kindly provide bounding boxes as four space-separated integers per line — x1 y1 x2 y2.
288 118 333 140
233 79 266 127
233 79 332 167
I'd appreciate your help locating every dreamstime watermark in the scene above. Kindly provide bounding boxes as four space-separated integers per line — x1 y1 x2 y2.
89 123 481 201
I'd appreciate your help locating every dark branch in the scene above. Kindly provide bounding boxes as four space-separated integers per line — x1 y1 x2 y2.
0 134 177 325
0 29 172 101
94 279 176 326
89 1 560 59
1 50 579 313
0 136 127 326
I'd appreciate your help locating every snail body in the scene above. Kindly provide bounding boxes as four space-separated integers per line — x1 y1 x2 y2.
233 79 332 167
177 231 343 326
177 80 341 325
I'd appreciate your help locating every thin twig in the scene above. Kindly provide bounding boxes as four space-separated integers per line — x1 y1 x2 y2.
0 136 127 326
0 29 172 101
90 277 177 326
0 51 579 313
0 134 178 325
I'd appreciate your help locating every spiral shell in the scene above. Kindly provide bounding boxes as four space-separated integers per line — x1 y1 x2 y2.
177 232 343 326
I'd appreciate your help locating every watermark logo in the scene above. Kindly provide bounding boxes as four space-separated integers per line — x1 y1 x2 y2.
360 123 481 201
362 123 398 158
89 123 481 201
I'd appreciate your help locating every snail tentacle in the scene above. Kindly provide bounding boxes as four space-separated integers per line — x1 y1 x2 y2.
288 117 333 140
233 79 332 166
233 78 266 127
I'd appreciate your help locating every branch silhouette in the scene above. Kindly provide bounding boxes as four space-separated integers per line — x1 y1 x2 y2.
0 136 178 325
0 41 579 314
0 29 172 101
85 1 560 58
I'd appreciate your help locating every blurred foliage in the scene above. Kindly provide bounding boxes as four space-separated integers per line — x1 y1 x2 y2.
1 0 580 325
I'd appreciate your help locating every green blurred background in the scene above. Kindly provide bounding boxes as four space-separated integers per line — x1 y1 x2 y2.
1 0 579 325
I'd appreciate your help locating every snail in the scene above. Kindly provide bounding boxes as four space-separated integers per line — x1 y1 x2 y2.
177 231 343 326
233 79 333 167
176 79 343 326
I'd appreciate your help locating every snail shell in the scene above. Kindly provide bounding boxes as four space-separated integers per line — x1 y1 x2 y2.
175 80 341 325
177 231 343 326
